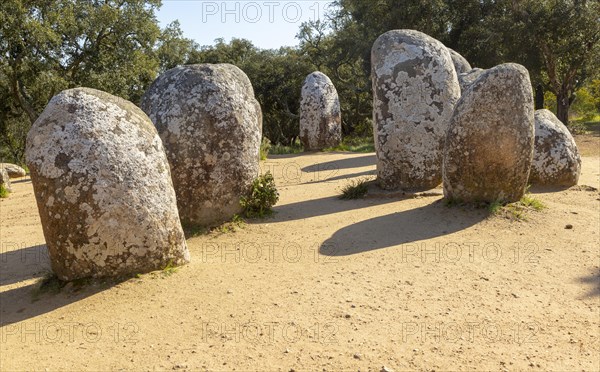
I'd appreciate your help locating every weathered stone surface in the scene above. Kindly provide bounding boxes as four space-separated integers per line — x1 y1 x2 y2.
529 109 581 186
372 29 461 190
448 48 472 74
0 168 11 193
458 68 485 93
299 71 342 151
26 88 189 281
141 64 262 226
0 163 27 178
443 63 535 203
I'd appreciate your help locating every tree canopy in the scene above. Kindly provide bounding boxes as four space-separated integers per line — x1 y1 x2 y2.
1 0 599 163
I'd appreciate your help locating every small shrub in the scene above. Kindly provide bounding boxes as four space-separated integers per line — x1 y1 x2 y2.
0 184 8 198
488 199 503 214
339 178 370 200
260 137 271 160
240 172 279 218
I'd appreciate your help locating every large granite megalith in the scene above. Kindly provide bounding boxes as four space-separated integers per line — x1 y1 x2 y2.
372 30 460 190
443 64 535 203
26 88 190 281
141 64 262 226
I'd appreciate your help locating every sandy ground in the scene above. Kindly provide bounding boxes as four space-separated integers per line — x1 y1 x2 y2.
1 142 599 371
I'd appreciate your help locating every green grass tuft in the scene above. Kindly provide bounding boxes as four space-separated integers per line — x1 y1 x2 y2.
260 137 271 160
325 137 375 153
269 140 304 155
0 184 8 198
162 260 178 276
339 178 370 200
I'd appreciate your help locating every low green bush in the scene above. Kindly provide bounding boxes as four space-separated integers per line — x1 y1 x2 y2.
240 172 279 218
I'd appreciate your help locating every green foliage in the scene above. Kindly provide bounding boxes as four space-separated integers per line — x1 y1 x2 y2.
488 193 546 221
325 136 375 153
260 137 271 160
162 260 178 276
269 139 304 155
240 172 279 218
339 178 370 200
0 184 9 198
214 214 246 234
0 0 163 164
487 199 504 215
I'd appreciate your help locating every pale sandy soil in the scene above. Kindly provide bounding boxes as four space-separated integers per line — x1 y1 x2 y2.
1 146 599 371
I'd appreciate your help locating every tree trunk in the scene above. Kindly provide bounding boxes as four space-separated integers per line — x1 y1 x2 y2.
535 84 544 110
556 90 570 125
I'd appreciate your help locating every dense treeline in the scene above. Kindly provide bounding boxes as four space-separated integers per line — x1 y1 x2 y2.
1 0 599 164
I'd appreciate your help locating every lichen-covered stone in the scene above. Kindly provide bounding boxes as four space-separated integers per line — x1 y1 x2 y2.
372 29 460 190
443 63 535 203
458 68 485 93
448 48 472 74
0 168 11 193
299 71 342 151
26 88 190 281
529 109 581 186
141 64 262 226
0 163 27 178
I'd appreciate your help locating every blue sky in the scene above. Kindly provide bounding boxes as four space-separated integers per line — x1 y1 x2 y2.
156 1 336 49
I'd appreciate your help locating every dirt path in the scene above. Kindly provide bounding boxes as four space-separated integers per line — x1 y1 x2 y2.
1 151 599 371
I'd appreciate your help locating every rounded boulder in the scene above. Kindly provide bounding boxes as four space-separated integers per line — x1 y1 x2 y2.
26 88 190 281
443 63 535 203
299 71 342 151
141 64 262 227
529 109 581 186
372 29 460 190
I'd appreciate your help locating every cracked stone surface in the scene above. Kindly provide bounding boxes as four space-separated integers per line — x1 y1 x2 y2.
141 64 262 227
26 88 190 281
443 63 535 203
448 48 472 74
299 71 342 151
372 29 460 190
529 109 581 186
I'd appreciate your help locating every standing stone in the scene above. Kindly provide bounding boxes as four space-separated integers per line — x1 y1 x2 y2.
141 64 262 226
458 68 485 93
448 48 472 74
372 30 461 190
0 168 11 193
529 109 581 186
443 63 535 203
0 163 27 178
299 71 342 151
26 88 190 281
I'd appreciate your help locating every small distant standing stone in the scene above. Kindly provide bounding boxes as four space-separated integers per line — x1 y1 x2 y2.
0 163 27 178
299 71 342 151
